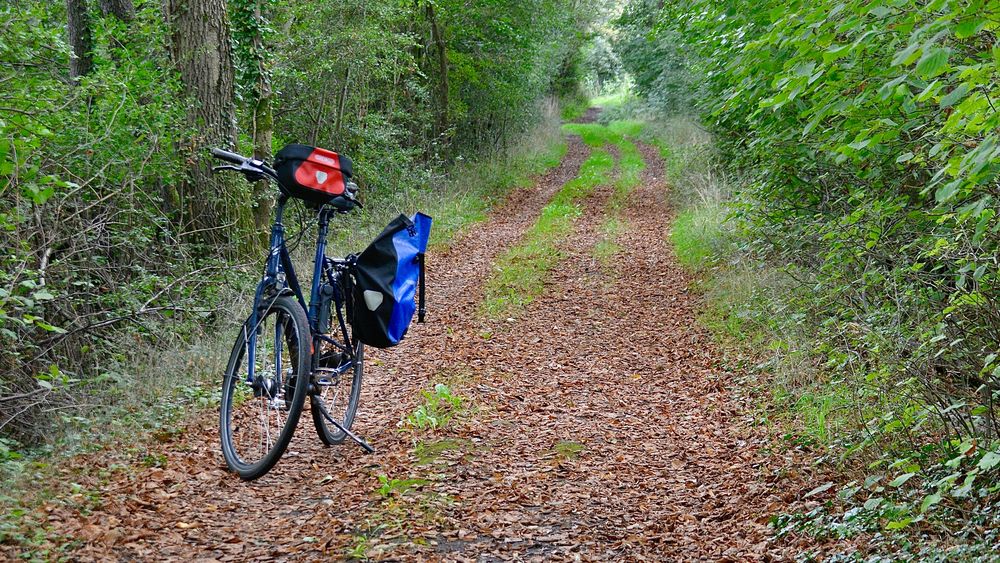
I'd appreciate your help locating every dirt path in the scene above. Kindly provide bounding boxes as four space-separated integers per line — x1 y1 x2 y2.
27 126 801 561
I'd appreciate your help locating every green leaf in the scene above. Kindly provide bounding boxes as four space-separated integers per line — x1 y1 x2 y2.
34 321 67 334
939 83 969 108
868 5 891 17
886 517 913 530
24 184 55 206
936 179 963 203
892 43 921 66
955 17 986 39
823 44 851 63
804 482 834 498
32 289 54 301
896 152 914 164
915 48 951 79
889 472 916 487
977 451 1000 472
920 492 942 513
863 496 884 510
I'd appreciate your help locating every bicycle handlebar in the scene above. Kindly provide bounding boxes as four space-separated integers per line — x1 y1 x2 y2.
211 147 244 165
209 148 278 179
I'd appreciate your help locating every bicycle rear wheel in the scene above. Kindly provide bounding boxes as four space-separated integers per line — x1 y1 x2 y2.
311 339 363 445
220 295 310 480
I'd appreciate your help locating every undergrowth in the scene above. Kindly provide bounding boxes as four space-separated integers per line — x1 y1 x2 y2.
650 114 1000 559
402 384 465 431
560 94 591 122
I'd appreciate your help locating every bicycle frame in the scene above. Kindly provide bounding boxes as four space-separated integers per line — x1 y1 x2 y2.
245 196 356 386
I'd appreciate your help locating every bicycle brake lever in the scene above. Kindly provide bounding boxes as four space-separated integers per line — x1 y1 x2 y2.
212 165 241 173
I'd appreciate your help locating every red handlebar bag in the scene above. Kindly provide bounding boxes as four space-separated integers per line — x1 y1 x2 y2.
274 144 354 207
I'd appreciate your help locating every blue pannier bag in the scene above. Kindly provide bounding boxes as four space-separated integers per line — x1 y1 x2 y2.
352 213 432 348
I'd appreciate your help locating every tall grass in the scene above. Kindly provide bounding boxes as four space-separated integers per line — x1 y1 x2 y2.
654 117 846 448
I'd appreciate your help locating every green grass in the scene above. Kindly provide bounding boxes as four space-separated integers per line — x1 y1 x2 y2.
591 91 634 109
553 440 585 459
483 149 614 318
560 95 590 121
612 138 645 210
560 122 649 268
426 137 568 249
402 383 465 431
596 125 646 265
561 122 622 147
670 205 726 271
413 438 471 465
593 218 625 267
775 386 851 446
607 119 645 139
376 474 429 498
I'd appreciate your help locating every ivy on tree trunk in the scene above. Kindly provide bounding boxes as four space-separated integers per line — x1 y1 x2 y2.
65 0 93 79
163 0 239 245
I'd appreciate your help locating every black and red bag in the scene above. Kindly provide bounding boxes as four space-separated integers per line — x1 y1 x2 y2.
273 144 355 207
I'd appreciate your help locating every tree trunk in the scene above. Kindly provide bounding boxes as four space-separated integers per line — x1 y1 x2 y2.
251 0 273 232
163 0 238 243
425 2 448 140
335 66 351 138
99 0 134 20
65 0 93 79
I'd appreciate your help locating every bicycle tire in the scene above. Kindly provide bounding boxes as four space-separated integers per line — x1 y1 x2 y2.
220 295 311 480
311 340 363 445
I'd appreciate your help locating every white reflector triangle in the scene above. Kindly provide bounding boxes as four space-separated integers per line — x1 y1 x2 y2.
363 290 383 311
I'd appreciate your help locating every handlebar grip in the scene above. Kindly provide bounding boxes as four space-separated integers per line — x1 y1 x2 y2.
210 147 245 164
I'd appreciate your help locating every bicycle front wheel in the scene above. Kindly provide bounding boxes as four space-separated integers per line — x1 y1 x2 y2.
311 340 363 445
220 295 310 480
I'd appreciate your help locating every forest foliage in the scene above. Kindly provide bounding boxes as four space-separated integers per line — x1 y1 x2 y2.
0 0 598 452
614 0 1000 553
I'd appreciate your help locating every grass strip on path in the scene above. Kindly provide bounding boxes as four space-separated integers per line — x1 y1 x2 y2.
561 120 648 267
561 122 621 147
610 135 644 210
482 148 614 318
599 131 646 264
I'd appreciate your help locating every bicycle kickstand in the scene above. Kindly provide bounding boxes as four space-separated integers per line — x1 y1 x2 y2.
318 402 375 453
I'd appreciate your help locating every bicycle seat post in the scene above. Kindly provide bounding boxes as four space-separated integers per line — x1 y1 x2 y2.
308 207 334 329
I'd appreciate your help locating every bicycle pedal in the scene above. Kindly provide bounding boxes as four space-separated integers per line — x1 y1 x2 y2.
312 367 339 386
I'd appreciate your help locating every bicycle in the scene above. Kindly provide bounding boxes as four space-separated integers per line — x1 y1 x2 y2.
210 146 373 481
